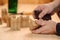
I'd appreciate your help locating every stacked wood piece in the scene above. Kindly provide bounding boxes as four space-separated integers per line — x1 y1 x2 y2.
29 15 39 30
8 14 21 31
2 8 8 23
21 15 30 28
7 13 39 30
0 8 2 25
0 18 2 25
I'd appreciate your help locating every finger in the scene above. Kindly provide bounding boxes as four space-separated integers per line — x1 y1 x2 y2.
33 6 42 18
40 30 50 34
39 9 48 19
31 26 46 34
32 12 35 18
35 19 46 26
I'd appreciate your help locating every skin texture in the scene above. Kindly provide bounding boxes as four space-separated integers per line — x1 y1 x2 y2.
31 19 57 34
31 0 60 34
34 0 60 19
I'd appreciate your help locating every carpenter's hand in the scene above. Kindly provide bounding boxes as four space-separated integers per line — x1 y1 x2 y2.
31 19 57 34
34 4 55 19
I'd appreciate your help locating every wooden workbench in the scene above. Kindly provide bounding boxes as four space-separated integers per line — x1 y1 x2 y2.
0 4 60 40
0 26 60 40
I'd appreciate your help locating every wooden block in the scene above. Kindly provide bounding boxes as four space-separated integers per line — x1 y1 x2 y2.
1 8 8 23
0 18 2 25
7 16 11 27
10 15 20 31
10 15 16 30
21 15 26 27
0 8 2 25
16 15 21 30
25 15 29 27
29 15 39 30
21 15 30 27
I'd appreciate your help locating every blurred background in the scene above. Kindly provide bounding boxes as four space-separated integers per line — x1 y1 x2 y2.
0 0 60 40
0 0 60 29
0 0 60 28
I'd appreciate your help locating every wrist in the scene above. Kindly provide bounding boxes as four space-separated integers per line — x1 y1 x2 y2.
48 0 60 9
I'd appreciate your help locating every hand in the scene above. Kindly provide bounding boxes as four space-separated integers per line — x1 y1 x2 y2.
31 19 57 34
34 4 55 19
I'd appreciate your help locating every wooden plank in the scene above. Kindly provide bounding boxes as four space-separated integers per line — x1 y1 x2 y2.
18 0 53 4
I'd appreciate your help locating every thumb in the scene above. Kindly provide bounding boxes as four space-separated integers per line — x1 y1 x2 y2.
32 26 46 34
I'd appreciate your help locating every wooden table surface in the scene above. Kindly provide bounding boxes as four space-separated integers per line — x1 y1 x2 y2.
0 4 60 40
